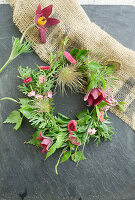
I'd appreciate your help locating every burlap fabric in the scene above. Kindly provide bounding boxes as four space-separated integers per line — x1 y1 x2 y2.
8 0 135 130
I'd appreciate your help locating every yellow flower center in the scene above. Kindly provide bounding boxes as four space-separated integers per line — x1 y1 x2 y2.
98 91 101 96
38 16 47 26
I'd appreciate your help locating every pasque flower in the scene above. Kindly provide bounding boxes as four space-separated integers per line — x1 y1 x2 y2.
69 135 81 146
84 88 110 106
68 120 80 146
68 120 77 134
35 4 60 43
37 132 52 153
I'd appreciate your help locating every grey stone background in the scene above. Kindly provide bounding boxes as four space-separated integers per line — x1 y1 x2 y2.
0 4 135 200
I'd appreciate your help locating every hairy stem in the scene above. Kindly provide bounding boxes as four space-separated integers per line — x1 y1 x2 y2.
0 57 12 73
20 23 35 44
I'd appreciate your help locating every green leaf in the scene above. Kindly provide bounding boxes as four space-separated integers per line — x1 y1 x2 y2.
55 132 66 148
57 113 70 121
117 102 125 113
19 107 34 119
76 49 89 61
71 151 87 162
46 132 66 159
46 144 57 159
19 98 31 105
98 101 107 109
87 80 95 92
70 48 79 57
61 151 71 163
77 115 91 126
4 110 22 130
76 109 88 119
87 61 103 71
95 105 100 120
100 77 106 89
18 66 32 79
118 101 126 105
61 36 69 46
27 131 41 147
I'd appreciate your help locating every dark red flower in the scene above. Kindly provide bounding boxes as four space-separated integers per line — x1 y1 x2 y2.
37 132 52 154
69 135 81 146
68 120 77 134
39 66 51 70
35 4 60 43
24 77 32 83
84 88 110 106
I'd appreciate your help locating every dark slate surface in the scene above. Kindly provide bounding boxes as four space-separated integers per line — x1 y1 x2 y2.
0 5 135 200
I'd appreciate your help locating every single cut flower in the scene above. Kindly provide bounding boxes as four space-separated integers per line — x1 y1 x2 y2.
35 4 60 43
88 128 97 135
69 135 81 146
84 88 110 107
37 132 52 153
46 91 52 98
64 51 76 64
24 77 32 83
105 88 118 106
35 94 43 99
28 90 35 97
99 111 105 122
39 76 45 83
68 120 77 134
39 66 51 70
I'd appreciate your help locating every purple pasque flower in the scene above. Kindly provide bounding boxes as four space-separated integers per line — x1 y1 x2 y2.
68 120 77 135
84 88 110 107
35 4 60 43
69 135 81 146
37 132 52 154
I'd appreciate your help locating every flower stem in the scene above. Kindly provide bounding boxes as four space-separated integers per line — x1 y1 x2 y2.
0 97 19 103
0 57 12 73
20 23 35 44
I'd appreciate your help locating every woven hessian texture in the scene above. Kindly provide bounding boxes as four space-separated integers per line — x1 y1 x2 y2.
8 0 135 130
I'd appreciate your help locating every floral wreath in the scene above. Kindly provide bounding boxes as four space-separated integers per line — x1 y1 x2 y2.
0 4 125 174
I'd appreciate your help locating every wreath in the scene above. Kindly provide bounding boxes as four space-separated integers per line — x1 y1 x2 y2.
2 37 125 174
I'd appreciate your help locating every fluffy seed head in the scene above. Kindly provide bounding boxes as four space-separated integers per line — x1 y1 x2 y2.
56 65 84 94
35 98 50 113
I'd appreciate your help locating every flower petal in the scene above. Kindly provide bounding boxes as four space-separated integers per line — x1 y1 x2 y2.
91 88 99 99
42 148 47 154
36 4 41 15
39 66 51 70
36 136 43 141
84 90 91 101
64 51 76 64
94 95 103 105
39 27 47 43
98 88 106 98
69 135 81 146
87 95 94 106
41 4 53 18
68 120 77 134
35 14 42 25
45 18 60 26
